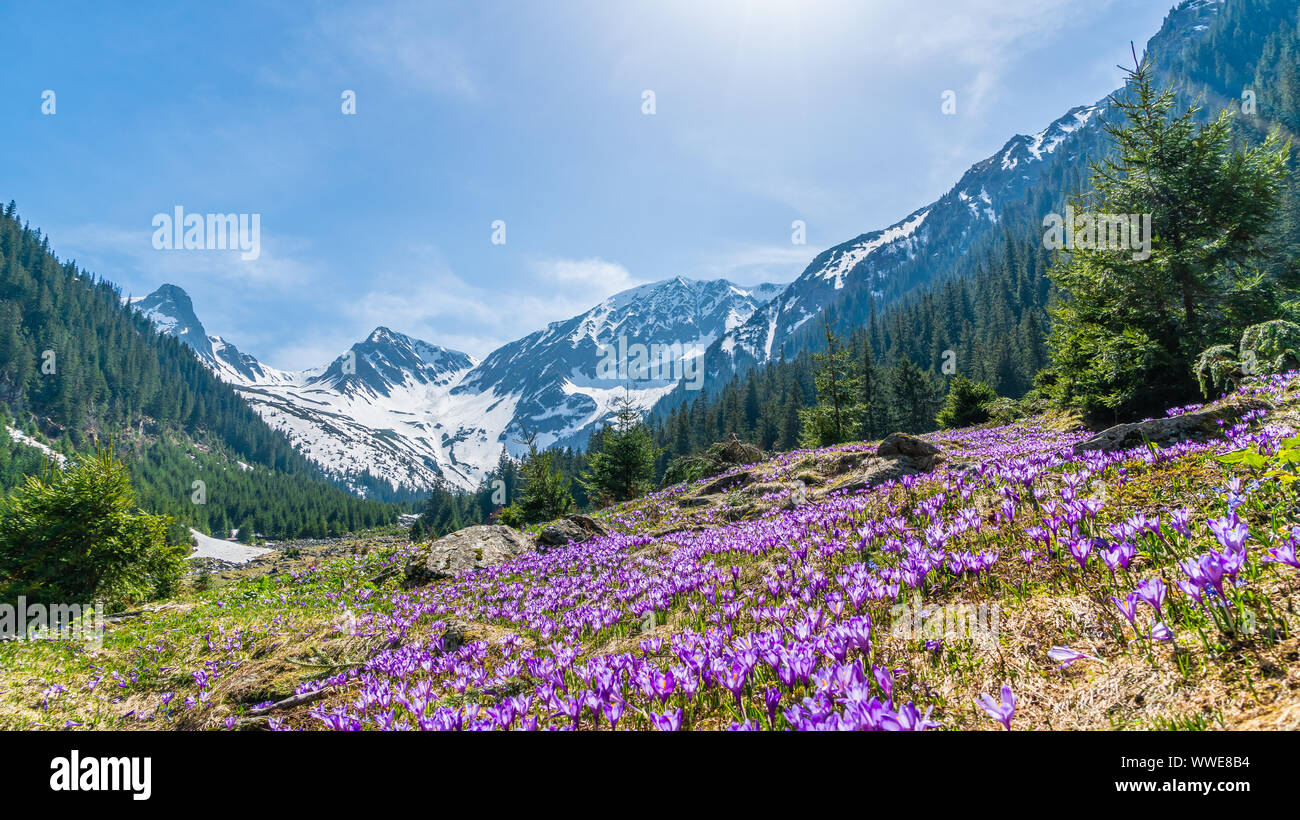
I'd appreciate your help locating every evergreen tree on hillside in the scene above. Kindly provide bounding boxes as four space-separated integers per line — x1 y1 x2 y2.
0 448 184 609
1045 54 1291 421
504 432 573 525
855 336 888 441
799 321 866 447
582 393 658 505
936 374 998 429
889 356 938 433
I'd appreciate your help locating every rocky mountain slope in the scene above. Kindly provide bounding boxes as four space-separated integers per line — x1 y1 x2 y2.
689 0 1225 393
136 279 779 494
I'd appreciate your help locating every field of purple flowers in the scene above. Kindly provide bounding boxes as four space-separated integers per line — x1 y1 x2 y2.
4 373 1300 731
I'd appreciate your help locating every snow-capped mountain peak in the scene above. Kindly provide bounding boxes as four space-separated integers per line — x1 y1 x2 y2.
311 326 477 398
134 277 777 494
132 284 295 386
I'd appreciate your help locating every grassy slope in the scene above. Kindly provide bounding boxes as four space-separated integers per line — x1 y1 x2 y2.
3 375 1300 731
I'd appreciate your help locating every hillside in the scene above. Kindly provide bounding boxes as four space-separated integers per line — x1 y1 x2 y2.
5 370 1298 730
0 206 400 539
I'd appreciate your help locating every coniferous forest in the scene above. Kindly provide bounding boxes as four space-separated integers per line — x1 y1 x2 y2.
0 205 400 541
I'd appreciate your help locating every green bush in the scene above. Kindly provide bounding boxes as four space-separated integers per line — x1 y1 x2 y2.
497 503 526 528
935 375 998 429
1239 319 1300 376
1194 344 1239 399
1194 320 1300 398
983 396 1024 426
0 448 185 610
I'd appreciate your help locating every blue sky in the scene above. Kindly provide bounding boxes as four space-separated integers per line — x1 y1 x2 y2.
1 0 1175 368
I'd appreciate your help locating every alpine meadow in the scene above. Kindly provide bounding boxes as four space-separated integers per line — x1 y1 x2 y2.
2 0 1300 798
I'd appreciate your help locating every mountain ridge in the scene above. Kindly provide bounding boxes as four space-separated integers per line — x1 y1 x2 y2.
135 276 781 493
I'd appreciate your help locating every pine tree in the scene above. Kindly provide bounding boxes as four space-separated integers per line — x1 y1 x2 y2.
889 356 936 433
857 337 887 440
936 374 998 429
799 320 866 447
1045 52 1291 422
511 433 574 524
581 393 659 505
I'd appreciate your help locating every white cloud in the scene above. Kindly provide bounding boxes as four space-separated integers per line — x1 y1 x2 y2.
694 244 813 285
343 253 649 360
52 221 313 291
530 257 645 292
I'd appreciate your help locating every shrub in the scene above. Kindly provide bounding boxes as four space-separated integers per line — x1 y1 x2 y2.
497 503 526 528
0 448 185 610
660 436 764 489
1194 344 1239 399
1240 319 1300 376
936 375 998 429
1195 320 1300 398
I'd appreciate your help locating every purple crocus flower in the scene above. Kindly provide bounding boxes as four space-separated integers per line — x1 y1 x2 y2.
1262 540 1300 570
764 686 782 727
1134 577 1166 618
1111 593 1140 625
650 668 675 703
1149 622 1174 642
1168 508 1192 538
888 701 939 731
1067 537 1092 570
976 684 1016 730
1047 646 1094 670
1193 553 1228 599
872 665 894 704
602 698 625 730
1208 516 1250 552
649 708 683 731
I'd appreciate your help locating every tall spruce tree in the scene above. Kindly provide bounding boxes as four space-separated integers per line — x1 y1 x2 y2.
799 320 866 447
581 393 658 505
889 356 936 433
1045 53 1290 421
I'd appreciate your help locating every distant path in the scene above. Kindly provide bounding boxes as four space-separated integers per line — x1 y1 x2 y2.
188 528 273 564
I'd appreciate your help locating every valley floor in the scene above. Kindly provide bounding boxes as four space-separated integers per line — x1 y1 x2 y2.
4 374 1300 731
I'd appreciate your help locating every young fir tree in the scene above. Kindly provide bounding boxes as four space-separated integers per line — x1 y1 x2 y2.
581 392 658 506
888 356 936 433
502 433 573 526
799 320 866 447
856 337 888 441
936 374 998 429
1045 52 1290 421
0 447 184 609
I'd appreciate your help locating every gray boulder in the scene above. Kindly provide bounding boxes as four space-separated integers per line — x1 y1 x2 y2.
876 433 941 469
404 525 533 587
836 435 944 495
536 514 609 548
837 458 913 495
1072 396 1273 455
698 471 757 496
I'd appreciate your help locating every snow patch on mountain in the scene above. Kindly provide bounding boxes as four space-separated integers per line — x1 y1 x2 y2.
135 278 776 493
